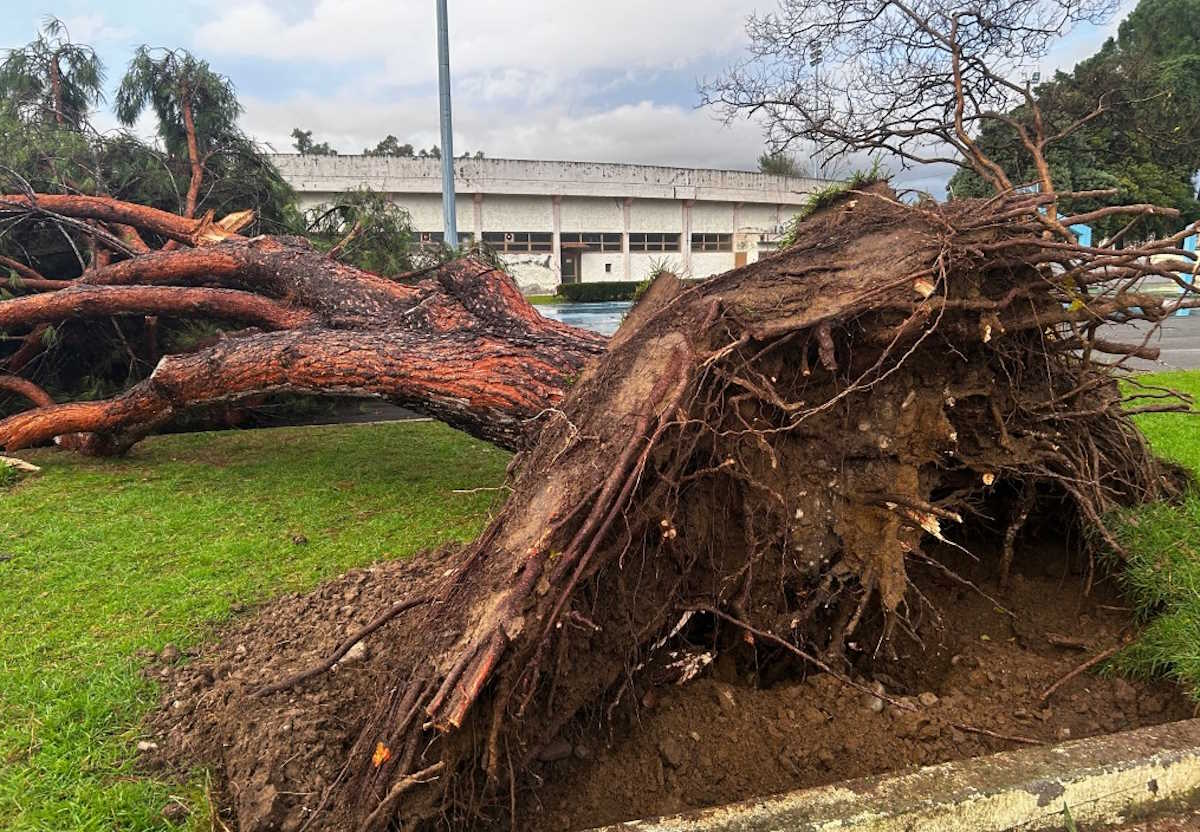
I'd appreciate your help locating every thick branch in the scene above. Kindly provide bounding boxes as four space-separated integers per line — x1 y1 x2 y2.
0 285 316 331
0 194 242 246
0 326 591 452
0 373 55 408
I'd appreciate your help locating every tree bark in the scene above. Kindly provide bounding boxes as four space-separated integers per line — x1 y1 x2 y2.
0 194 243 245
0 285 316 331
0 198 605 454
180 82 203 220
0 373 54 408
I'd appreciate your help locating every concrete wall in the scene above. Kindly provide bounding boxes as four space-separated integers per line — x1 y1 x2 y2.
480 194 551 233
272 155 831 293
272 155 827 204
558 196 624 233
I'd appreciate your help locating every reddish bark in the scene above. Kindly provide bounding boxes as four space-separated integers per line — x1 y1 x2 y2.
179 83 203 220
0 326 591 451
0 195 606 454
112 223 152 253
0 285 316 331
4 325 50 373
0 373 54 408
0 194 242 245
0 254 51 283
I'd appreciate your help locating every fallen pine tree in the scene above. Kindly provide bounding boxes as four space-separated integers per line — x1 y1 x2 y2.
0 193 606 453
27 183 1180 831
4 0 1200 826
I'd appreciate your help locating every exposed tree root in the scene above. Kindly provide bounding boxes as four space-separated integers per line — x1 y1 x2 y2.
223 185 1189 832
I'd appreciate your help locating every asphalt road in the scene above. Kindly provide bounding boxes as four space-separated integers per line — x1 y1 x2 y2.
1110 314 1200 371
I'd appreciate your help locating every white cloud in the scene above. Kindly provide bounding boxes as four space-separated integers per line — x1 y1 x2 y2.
240 91 772 169
195 0 751 81
45 12 133 46
194 0 1134 197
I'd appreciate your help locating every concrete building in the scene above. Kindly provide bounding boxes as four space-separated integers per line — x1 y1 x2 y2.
271 155 830 294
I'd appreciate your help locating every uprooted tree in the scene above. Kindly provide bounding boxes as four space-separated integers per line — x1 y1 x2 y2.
4 0 1200 828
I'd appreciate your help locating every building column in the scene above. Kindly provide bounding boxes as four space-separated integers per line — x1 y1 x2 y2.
733 201 743 233
472 192 483 244
622 197 632 280
681 199 694 273
551 195 562 282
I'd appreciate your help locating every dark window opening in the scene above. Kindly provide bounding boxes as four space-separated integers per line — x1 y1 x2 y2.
560 232 622 252
628 232 680 252
691 233 732 252
481 231 552 252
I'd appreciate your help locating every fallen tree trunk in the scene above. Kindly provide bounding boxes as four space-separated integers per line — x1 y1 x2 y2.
0 198 605 452
136 185 1198 832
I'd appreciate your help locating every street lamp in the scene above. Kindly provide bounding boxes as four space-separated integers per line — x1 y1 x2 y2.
436 0 458 248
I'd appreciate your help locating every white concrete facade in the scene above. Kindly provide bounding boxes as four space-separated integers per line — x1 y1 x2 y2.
271 155 830 293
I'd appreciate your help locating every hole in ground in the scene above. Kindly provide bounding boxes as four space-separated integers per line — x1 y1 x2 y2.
527 534 1193 832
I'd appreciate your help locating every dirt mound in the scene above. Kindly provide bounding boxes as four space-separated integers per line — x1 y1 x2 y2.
144 548 458 832
146 539 1190 832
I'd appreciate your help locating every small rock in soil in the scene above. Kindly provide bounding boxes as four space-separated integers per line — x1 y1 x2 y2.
658 737 687 769
338 641 368 667
574 744 591 760
917 691 939 707
1056 727 1072 740
159 644 181 664
862 681 886 713
136 740 159 752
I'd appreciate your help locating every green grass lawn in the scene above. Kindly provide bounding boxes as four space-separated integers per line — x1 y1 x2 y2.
1112 370 1200 696
0 421 508 831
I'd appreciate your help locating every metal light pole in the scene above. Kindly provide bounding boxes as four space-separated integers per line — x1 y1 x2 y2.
436 0 458 248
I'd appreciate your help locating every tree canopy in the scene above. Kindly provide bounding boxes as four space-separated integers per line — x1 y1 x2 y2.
0 29 297 413
705 0 1119 196
947 0 1200 238
363 134 412 157
0 17 103 129
293 128 338 156
758 151 801 176
116 48 245 218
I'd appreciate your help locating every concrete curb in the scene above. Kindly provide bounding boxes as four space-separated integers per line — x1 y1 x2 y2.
595 718 1200 832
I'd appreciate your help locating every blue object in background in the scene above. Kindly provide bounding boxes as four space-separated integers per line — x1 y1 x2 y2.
1070 223 1093 248
1179 233 1197 317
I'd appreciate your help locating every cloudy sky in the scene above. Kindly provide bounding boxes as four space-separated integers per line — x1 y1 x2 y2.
3 0 1137 194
